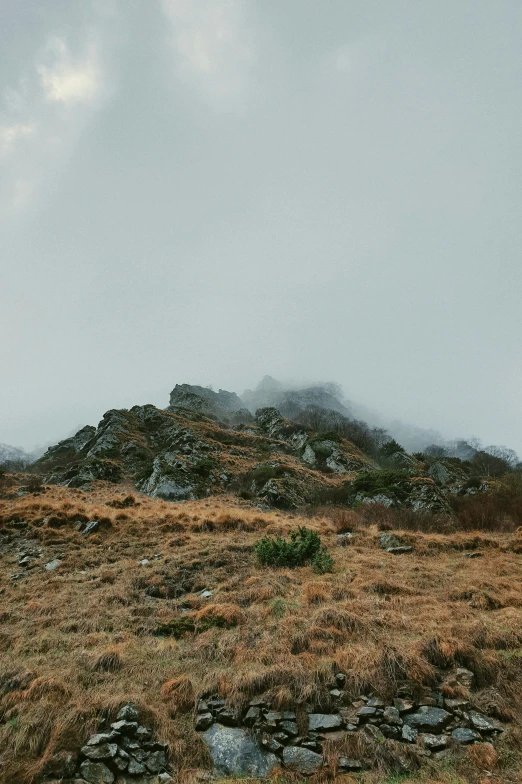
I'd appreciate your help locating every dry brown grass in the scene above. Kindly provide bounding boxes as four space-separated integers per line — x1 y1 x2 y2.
1 480 522 783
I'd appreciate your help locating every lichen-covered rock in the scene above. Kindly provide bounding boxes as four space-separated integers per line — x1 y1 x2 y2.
403 707 452 732
201 724 278 777
80 760 115 784
282 746 323 775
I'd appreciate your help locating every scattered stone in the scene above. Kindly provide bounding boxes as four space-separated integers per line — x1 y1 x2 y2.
283 746 323 775
468 711 502 733
127 758 146 774
366 697 385 708
280 721 298 737
82 521 99 536
138 559 150 566
383 706 402 725
357 706 377 719
394 698 414 713
338 757 363 771
455 668 475 689
402 725 418 743
197 701 209 713
335 673 346 687
381 724 401 739
387 546 413 554
329 688 342 698
403 707 452 732
146 750 168 773
80 744 118 760
444 698 469 711
452 727 481 744
87 734 119 746
418 734 449 751
308 714 343 732
79 760 115 784
45 559 62 571
217 709 238 727
466 552 483 558
110 720 138 735
361 724 385 743
195 713 214 731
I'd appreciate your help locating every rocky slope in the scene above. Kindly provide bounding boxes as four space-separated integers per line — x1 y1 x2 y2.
32 383 490 514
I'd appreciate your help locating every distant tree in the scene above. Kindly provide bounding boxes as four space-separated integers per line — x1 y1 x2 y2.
484 445 519 468
425 444 447 458
471 450 511 478
380 439 405 457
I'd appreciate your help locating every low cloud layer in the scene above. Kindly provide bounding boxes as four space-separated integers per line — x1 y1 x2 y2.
1 1 521 456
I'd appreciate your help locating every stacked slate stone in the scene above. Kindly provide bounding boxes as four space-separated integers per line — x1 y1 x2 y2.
74 705 173 784
196 668 505 776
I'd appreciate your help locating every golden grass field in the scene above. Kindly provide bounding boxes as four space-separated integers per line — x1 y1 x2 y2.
1 478 522 784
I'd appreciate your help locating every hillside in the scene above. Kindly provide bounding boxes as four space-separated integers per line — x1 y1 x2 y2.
1 382 522 783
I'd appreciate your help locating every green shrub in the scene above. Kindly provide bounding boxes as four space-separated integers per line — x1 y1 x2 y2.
380 439 405 457
351 469 411 502
311 547 334 574
254 526 333 571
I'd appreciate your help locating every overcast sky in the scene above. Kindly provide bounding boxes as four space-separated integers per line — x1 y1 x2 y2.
1 0 521 455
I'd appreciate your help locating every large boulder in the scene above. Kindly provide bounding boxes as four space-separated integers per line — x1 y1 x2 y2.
201 724 278 777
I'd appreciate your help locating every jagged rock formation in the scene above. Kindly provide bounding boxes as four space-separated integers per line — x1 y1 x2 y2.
242 376 351 419
31 382 489 512
33 396 376 508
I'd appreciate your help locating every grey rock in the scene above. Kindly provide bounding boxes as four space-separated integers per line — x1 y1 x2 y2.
114 756 128 771
338 757 363 771
79 760 115 784
197 700 209 713
329 688 342 698
127 758 146 774
335 673 346 687
280 721 298 737
136 726 152 741
366 697 385 708
196 712 214 731
243 706 260 726
451 727 481 744
394 698 414 713
468 711 502 733
308 714 343 732
444 698 469 711
82 521 99 536
268 738 284 754
110 720 138 735
357 706 377 719
217 709 238 726
455 667 475 689
80 743 118 760
418 734 449 751
386 546 413 554
401 725 418 743
282 711 296 721
380 724 401 739
145 750 168 773
382 706 402 725
361 724 385 743
282 746 323 775
202 724 278 777
403 707 452 732
86 733 119 746
45 559 62 571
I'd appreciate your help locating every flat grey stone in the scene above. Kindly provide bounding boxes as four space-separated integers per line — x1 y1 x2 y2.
283 746 323 774
451 727 481 744
79 760 114 784
308 713 343 732
80 743 118 760
468 711 502 733
403 707 452 732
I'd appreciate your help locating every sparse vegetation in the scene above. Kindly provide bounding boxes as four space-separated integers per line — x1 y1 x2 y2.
254 525 330 570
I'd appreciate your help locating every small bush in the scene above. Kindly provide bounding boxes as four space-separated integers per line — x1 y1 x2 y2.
311 547 334 574
254 526 333 571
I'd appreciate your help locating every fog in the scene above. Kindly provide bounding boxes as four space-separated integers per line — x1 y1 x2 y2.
1 1 521 455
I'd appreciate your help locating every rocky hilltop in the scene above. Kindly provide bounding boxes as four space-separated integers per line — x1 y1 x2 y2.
32 381 494 514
